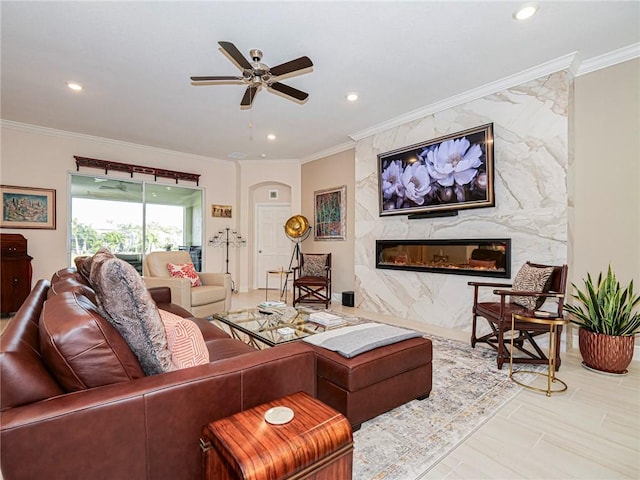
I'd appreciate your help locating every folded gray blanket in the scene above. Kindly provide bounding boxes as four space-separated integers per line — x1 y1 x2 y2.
302 323 423 358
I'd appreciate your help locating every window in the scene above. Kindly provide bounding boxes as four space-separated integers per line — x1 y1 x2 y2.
69 174 204 272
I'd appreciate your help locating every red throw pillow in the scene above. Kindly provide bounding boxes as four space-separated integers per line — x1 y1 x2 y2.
167 262 202 287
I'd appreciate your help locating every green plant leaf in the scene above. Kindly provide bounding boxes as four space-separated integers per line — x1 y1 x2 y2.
564 265 640 336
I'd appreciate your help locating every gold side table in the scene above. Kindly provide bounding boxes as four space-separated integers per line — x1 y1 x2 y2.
509 313 569 397
265 268 292 303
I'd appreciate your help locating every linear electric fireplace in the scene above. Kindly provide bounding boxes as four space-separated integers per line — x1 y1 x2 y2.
376 238 511 278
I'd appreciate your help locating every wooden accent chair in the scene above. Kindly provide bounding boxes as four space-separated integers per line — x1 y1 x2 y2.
293 253 332 308
469 262 568 370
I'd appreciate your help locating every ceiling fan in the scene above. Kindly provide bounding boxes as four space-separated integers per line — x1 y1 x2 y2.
190 41 313 108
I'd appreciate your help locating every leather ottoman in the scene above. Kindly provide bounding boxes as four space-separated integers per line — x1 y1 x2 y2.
309 336 433 430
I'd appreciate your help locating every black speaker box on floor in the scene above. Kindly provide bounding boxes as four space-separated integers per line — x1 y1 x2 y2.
342 291 354 307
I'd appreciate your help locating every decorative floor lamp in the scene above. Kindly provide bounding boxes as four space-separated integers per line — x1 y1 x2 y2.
209 227 246 292
283 215 311 298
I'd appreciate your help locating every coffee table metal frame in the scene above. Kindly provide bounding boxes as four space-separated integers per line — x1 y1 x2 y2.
212 307 356 349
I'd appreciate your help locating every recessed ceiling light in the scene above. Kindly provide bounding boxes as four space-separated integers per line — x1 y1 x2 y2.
513 3 538 21
260 153 267 158
346 93 359 102
66 81 83 91
267 134 276 141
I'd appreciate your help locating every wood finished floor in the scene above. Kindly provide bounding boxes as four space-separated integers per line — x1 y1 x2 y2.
2 289 638 479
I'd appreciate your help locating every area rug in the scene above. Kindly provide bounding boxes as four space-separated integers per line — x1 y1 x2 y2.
352 334 533 479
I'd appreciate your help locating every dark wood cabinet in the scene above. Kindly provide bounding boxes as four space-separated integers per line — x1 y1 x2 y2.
1 234 33 315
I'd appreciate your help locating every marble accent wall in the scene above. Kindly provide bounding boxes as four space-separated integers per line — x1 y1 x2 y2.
355 71 569 331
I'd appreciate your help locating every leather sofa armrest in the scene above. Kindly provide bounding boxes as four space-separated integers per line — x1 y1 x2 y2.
142 276 191 311
147 286 171 304
0 342 316 480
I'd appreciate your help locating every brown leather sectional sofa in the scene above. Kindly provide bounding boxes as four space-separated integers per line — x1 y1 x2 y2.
1 267 433 479
0 269 316 479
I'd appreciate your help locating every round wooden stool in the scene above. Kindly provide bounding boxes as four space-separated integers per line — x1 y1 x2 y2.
509 313 569 396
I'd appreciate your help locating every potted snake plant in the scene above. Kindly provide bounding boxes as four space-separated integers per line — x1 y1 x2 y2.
564 266 640 374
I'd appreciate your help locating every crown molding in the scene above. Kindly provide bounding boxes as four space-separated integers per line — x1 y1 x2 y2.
0 119 225 163
349 52 578 142
300 141 355 164
237 158 300 166
576 42 640 76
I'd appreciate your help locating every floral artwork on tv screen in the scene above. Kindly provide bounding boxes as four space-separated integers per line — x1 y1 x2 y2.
378 123 494 217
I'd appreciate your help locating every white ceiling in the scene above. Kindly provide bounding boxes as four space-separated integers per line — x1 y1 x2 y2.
2 1 639 162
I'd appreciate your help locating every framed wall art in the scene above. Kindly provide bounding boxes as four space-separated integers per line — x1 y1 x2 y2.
378 123 494 218
1 185 56 229
211 204 232 218
314 185 346 240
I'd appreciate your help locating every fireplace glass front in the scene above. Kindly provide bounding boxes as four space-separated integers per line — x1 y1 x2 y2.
376 239 511 278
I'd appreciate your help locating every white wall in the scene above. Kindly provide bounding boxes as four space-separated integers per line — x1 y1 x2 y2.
0 122 236 283
236 159 302 293
354 71 569 331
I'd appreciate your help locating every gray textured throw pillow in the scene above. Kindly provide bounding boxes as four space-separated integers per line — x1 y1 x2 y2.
510 263 554 310
302 255 327 277
89 249 175 375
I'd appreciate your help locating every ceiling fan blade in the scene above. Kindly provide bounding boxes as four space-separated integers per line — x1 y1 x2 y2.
241 85 259 107
270 56 313 77
190 76 243 82
218 41 252 70
269 82 309 101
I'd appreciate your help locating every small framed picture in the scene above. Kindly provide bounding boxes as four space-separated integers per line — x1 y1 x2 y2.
1 185 56 229
211 204 232 218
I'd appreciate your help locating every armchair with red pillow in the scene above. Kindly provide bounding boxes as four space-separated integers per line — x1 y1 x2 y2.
142 250 231 317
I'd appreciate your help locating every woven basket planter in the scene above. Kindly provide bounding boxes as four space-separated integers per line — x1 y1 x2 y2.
578 328 635 374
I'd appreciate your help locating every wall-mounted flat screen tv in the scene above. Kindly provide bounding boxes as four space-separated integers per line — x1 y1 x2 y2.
378 123 494 218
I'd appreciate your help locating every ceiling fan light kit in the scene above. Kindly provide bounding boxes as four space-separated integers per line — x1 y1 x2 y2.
191 41 313 108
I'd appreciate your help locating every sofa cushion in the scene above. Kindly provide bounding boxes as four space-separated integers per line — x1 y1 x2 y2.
191 285 227 307
158 310 209 369
90 249 175 375
39 291 146 392
48 276 97 303
510 263 554 310
168 262 202 287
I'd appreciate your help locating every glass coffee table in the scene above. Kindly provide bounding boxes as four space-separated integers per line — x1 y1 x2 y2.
211 306 359 349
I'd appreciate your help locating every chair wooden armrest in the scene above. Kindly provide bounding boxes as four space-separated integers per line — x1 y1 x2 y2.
493 289 565 297
468 281 513 288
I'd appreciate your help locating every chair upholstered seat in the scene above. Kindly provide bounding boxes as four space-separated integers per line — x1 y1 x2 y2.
191 285 227 307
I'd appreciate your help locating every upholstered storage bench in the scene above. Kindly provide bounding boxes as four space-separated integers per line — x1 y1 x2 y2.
308 335 433 430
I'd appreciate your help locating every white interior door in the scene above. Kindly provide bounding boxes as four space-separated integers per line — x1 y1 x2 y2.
255 204 292 289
